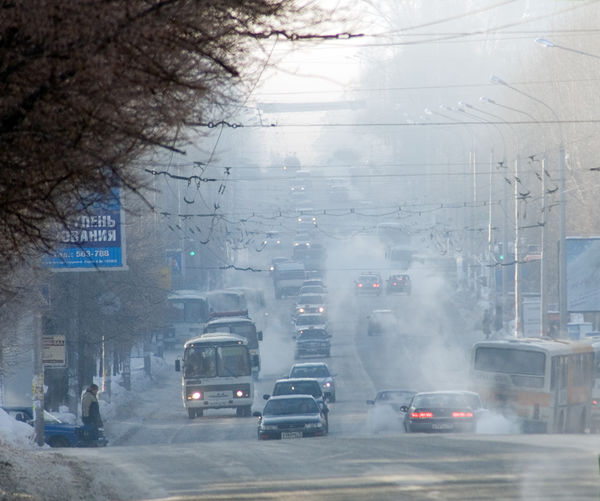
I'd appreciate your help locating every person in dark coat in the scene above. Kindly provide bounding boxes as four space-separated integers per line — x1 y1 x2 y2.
81 383 103 442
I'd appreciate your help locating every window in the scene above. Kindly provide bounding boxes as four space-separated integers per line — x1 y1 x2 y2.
474 348 546 376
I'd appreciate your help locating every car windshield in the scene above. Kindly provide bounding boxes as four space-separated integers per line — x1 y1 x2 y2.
290 365 330 378
273 381 322 398
297 330 328 340
295 315 324 326
263 398 319 416
377 391 414 404
412 394 471 409
297 295 324 305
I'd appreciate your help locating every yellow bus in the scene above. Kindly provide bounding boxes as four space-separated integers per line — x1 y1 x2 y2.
470 338 594 433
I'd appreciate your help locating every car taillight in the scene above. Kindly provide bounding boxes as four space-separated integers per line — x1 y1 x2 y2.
452 412 473 418
593 400 598 407
393 282 397 286
373 283 380 288
411 411 433 419
357 283 363 288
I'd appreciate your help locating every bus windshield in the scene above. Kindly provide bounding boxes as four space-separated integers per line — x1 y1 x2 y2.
205 322 258 349
474 347 546 376
184 345 250 378
167 297 208 323
207 291 247 315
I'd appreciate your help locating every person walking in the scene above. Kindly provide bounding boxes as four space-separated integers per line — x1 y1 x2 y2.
81 383 103 443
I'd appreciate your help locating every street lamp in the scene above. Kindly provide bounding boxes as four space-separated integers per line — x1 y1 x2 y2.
490 74 566 338
535 38 600 59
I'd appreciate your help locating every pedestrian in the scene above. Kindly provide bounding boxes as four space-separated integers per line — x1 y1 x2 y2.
81 383 103 443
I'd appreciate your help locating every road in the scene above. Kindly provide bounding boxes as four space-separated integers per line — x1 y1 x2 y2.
55 264 600 500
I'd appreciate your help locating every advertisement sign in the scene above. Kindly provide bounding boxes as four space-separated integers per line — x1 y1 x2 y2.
566 237 600 312
42 186 127 271
43 335 66 367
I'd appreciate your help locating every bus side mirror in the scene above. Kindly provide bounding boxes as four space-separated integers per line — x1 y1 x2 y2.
175 359 181 372
258 331 263 341
252 354 260 368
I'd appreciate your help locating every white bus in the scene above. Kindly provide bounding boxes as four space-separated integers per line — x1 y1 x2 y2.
165 290 209 348
471 338 595 433
175 333 255 419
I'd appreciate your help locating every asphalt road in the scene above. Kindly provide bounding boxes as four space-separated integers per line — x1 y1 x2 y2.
56 273 600 500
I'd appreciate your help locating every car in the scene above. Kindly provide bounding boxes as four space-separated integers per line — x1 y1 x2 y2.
366 389 417 433
1 406 108 448
269 257 289 273
367 309 398 336
355 272 383 295
401 391 479 433
294 293 327 318
386 273 411 295
294 313 327 333
289 362 336 402
302 279 327 291
255 395 327 440
298 285 326 296
265 377 329 432
294 328 331 358
367 389 418 412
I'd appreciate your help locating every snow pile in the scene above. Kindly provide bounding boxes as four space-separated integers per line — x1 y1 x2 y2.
0 407 35 447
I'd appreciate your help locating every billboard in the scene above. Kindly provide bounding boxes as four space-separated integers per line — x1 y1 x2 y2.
566 237 600 312
42 186 127 271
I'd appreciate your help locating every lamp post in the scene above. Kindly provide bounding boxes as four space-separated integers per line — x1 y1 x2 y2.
490 74 566 337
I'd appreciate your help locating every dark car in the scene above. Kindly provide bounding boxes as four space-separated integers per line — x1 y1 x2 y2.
2 406 108 448
355 272 383 295
387 274 411 295
265 377 329 432
367 309 398 336
294 328 331 358
256 395 327 440
289 362 336 402
401 391 478 433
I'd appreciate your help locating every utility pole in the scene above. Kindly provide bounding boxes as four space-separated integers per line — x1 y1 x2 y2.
32 312 44 446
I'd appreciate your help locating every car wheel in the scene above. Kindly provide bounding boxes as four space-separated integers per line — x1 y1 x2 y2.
47 435 71 448
188 408 196 419
329 394 336 403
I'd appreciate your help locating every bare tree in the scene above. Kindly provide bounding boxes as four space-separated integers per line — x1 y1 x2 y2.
0 0 335 275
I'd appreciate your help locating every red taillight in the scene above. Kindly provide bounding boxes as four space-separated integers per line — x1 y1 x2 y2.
411 411 433 419
393 282 397 286
593 400 598 407
373 283 380 288
357 283 363 288
452 412 473 418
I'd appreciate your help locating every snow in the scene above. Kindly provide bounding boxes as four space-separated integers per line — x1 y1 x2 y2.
0 354 171 501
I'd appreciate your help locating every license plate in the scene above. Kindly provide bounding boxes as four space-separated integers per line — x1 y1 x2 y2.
206 391 231 399
432 423 453 430
281 431 303 439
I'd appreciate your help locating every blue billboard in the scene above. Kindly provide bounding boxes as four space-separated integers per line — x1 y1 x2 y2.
42 187 127 271
566 237 600 312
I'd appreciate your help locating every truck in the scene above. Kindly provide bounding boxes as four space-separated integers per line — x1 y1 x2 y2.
273 261 305 299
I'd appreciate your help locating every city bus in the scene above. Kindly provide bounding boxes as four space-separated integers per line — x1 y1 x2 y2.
164 290 209 348
204 315 263 379
470 338 595 433
175 333 255 419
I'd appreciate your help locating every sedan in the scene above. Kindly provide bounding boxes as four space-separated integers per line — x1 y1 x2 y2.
289 362 336 402
294 328 331 358
256 395 327 440
402 391 478 433
2 406 108 447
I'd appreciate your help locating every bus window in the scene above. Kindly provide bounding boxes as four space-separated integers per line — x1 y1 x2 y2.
218 346 250 377
474 347 545 376
184 346 216 378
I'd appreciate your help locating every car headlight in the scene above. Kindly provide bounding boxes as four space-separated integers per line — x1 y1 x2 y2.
305 422 322 429
260 424 278 431
322 382 331 388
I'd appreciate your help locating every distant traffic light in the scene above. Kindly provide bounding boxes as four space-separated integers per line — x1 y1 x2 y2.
189 250 196 257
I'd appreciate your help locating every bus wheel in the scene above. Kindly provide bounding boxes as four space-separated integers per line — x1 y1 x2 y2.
195 408 203 417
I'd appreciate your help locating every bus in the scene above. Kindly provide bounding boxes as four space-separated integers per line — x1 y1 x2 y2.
165 290 209 348
175 333 255 419
206 289 248 317
470 338 595 433
204 315 263 379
